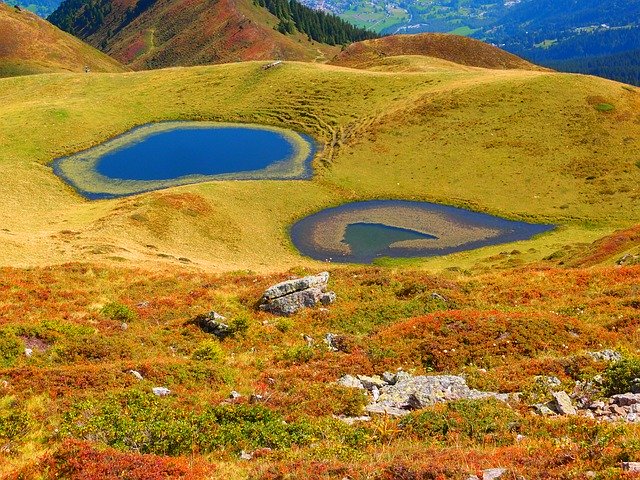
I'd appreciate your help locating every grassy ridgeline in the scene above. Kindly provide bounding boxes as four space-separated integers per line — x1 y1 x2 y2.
0 60 638 271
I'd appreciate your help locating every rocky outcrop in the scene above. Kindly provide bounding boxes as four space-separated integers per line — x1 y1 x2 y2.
191 311 231 338
259 272 336 316
338 371 509 417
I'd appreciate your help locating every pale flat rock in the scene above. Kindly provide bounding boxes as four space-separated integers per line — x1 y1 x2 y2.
552 391 577 415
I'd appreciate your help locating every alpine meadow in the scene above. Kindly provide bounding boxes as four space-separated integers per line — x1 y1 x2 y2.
1 1 640 478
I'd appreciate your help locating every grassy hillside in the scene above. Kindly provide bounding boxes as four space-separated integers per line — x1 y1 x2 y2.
48 0 340 69
0 2 125 76
330 33 545 71
0 58 638 272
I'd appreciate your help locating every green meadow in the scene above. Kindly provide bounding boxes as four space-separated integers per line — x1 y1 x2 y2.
0 60 638 272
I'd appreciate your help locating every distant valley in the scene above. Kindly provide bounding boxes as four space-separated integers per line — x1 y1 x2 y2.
301 0 640 84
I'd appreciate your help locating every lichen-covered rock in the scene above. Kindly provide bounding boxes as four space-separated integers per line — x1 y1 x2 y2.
259 272 336 315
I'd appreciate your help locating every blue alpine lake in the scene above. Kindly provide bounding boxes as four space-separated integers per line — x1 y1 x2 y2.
96 127 297 180
53 122 316 199
290 200 554 264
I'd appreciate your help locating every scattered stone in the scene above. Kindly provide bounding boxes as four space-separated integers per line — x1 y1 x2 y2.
338 375 364 389
152 387 171 396
612 405 627 416
229 390 242 400
552 391 577 415
341 372 508 416
622 462 640 472
258 272 336 315
129 370 143 380
466 476 480 480
250 394 263 404
333 415 372 425
483 468 507 480
431 292 447 302
382 371 397 385
240 450 253 461
324 333 339 351
588 349 622 362
589 401 606 410
24 348 33 357
585 471 596 479
532 403 556 416
137 301 150 308
612 393 640 407
357 374 386 390
535 376 561 388
372 385 380 402
365 404 411 417
302 334 314 346
191 311 230 338
121 322 128 330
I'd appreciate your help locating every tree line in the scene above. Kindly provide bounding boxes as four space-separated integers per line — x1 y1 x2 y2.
254 0 378 45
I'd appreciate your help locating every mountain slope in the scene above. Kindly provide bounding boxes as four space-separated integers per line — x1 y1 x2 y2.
330 34 544 71
0 2 125 76
47 0 349 69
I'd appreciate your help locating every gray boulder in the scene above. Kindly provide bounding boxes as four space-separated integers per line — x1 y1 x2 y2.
261 272 329 301
259 272 336 315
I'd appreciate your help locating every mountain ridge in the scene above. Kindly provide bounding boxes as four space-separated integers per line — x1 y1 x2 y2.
0 2 125 76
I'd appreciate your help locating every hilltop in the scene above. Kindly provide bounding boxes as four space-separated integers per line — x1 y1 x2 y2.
330 33 544 71
47 0 374 69
0 2 125 76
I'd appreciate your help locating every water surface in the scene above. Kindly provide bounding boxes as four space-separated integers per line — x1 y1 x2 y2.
290 200 554 263
53 122 316 199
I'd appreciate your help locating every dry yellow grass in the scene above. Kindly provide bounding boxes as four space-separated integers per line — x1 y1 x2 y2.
0 3 125 77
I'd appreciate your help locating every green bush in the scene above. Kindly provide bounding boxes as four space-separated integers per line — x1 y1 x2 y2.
0 330 22 368
603 358 640 395
279 345 315 364
100 302 137 322
191 340 224 362
228 315 250 337
62 391 316 455
400 399 520 446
